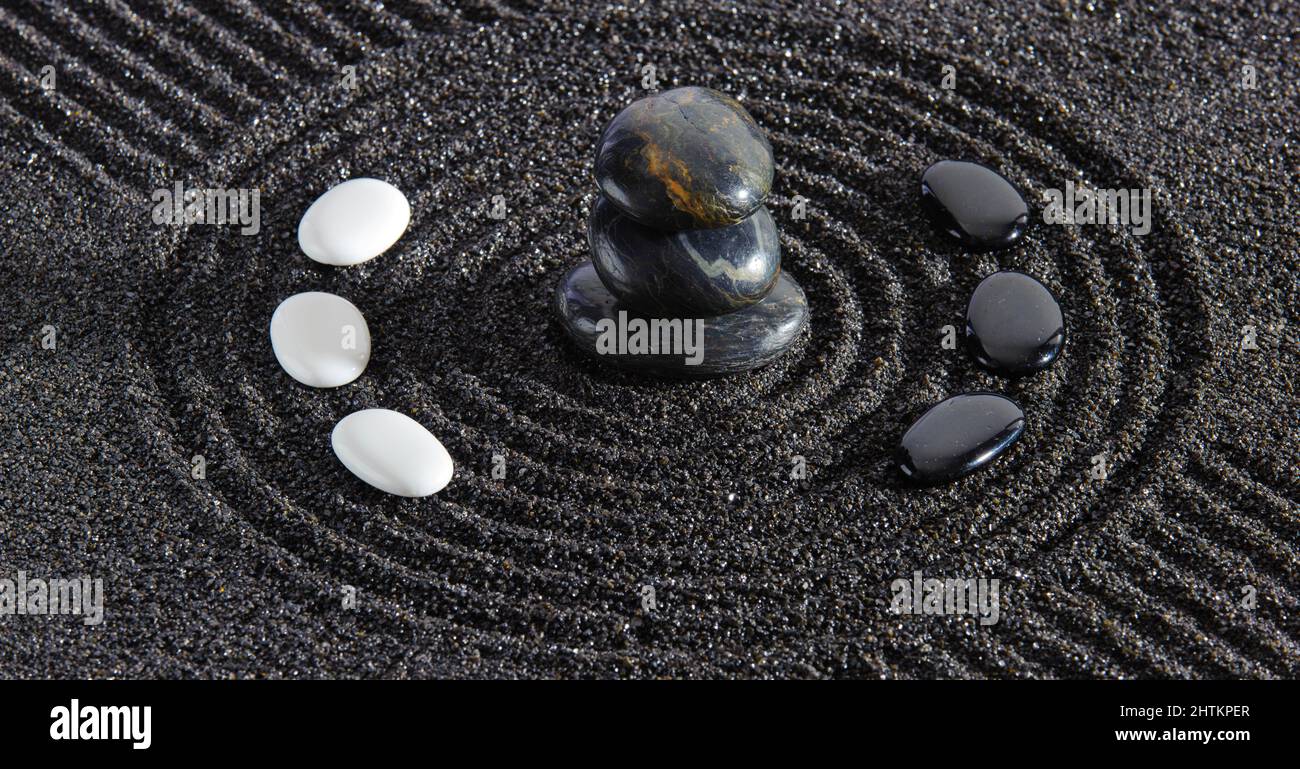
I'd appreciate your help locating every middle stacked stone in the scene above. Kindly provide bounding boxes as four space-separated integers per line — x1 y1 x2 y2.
555 86 809 377
588 196 780 318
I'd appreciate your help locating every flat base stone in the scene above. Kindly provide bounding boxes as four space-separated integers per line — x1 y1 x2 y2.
553 261 808 378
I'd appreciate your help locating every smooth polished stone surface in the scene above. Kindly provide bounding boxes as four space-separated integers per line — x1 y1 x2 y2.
270 292 371 388
554 260 807 377
897 393 1025 485
298 178 411 266
332 409 454 497
595 86 774 230
920 160 1028 251
966 271 1065 376
589 195 780 316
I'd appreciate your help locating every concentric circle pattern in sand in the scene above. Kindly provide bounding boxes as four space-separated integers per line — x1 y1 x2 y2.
2 2 1297 678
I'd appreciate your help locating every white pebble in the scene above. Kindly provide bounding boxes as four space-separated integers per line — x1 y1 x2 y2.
270 292 371 388
298 178 410 266
331 409 454 497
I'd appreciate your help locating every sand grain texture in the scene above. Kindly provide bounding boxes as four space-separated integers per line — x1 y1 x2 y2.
0 1 1297 678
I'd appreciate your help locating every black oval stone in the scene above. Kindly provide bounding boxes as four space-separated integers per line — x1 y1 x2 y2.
965 271 1065 376
594 86 774 230
920 160 1029 251
554 260 807 377
589 195 780 317
896 393 1025 485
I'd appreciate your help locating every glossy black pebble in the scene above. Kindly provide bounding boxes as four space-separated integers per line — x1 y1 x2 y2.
589 195 780 317
897 392 1025 485
554 260 807 377
595 86 774 231
966 271 1065 376
920 160 1029 251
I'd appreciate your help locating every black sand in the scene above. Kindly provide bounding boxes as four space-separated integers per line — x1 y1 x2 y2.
0 1 1296 678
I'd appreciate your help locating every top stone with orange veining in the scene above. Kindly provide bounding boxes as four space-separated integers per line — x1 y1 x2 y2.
594 86 774 231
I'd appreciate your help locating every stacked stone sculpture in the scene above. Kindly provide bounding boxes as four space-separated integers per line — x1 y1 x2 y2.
555 86 809 377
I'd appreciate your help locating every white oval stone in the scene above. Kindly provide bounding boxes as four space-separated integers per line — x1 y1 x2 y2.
298 178 411 266
331 409 454 497
270 292 371 388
